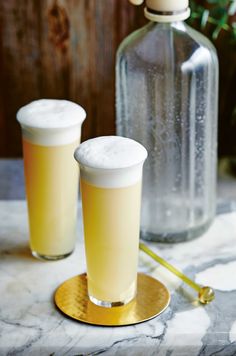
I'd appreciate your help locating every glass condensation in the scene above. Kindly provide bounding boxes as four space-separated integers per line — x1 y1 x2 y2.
116 21 219 242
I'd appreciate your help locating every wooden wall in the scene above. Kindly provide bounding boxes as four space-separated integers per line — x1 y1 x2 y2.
1 0 235 158
0 0 146 157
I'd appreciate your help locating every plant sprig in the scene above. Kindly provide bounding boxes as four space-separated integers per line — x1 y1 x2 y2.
189 0 236 41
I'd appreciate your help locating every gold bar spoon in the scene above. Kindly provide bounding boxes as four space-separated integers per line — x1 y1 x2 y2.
139 242 215 304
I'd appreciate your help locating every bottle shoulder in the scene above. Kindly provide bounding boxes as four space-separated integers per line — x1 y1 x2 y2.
117 23 152 56
117 22 218 67
184 23 217 55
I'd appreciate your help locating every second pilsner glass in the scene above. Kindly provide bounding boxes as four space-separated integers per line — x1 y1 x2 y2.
17 99 86 260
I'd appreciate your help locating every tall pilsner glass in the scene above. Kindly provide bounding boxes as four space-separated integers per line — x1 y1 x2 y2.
74 136 147 307
17 99 86 260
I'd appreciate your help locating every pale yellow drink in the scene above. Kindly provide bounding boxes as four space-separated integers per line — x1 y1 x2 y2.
75 136 147 307
17 99 86 260
23 139 79 257
81 178 142 304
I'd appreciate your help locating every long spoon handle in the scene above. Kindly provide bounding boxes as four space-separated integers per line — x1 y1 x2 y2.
139 242 215 304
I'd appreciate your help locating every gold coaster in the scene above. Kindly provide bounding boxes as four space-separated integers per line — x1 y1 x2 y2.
54 273 170 326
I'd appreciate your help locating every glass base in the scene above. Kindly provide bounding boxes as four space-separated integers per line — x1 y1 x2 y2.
32 250 73 261
89 294 135 308
141 219 213 243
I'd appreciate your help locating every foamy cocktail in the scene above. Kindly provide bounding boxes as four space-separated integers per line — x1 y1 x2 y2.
17 100 86 260
74 136 147 307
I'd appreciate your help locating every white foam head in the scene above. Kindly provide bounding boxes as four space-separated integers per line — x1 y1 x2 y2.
74 136 148 188
17 99 86 146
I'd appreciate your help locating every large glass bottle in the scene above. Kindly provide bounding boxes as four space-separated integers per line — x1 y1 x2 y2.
116 0 219 242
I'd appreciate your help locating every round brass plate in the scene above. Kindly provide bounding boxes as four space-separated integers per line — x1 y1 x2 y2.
54 273 171 326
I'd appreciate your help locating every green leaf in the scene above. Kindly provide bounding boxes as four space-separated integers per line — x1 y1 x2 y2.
212 26 222 39
189 0 236 43
211 6 227 20
201 9 210 29
212 13 228 39
229 1 236 16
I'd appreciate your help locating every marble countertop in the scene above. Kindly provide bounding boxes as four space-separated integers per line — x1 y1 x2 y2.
1 200 236 355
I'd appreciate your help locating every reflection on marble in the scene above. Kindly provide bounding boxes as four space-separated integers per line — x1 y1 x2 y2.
230 321 236 343
196 261 236 291
0 201 236 355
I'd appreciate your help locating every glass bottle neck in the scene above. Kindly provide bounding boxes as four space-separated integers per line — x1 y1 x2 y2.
148 21 187 32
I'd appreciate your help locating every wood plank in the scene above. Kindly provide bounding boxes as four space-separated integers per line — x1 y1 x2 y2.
0 0 146 157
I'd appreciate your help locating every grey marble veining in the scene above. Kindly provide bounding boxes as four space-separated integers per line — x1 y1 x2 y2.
0 201 236 355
